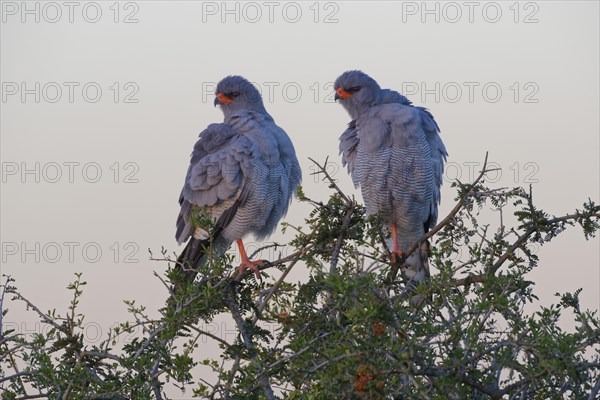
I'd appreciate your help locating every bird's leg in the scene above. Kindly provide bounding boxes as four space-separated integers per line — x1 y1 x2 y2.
386 223 405 283
236 240 265 279
390 223 404 263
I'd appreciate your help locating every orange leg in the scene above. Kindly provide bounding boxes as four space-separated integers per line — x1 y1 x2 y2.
237 240 264 279
390 223 403 263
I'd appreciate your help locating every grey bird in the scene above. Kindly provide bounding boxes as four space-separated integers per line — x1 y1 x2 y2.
335 70 447 287
176 76 301 279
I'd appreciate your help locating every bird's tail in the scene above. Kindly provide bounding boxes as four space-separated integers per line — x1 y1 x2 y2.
166 238 211 317
175 236 231 284
398 241 432 304
175 237 211 283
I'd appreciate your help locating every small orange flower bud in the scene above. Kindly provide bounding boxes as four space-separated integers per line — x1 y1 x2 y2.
372 321 385 336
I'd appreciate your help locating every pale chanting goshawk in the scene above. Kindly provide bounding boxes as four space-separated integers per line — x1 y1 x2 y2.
176 76 301 279
335 70 448 286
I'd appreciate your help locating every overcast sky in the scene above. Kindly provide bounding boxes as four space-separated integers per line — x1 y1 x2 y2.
1 1 599 396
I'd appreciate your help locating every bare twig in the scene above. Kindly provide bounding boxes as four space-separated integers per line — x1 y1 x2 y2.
249 242 284 260
153 271 176 298
187 325 230 347
0 370 39 384
308 157 352 204
14 394 48 400
224 356 241 399
254 248 307 319
9 291 65 333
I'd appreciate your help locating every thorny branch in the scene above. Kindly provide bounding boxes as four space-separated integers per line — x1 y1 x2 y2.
2 153 599 399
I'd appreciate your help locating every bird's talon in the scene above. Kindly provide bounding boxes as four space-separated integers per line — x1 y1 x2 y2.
238 259 265 279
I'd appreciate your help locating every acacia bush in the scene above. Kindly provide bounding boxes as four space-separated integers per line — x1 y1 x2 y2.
1 156 599 399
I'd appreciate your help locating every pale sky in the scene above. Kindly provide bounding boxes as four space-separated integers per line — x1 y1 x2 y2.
1 1 599 396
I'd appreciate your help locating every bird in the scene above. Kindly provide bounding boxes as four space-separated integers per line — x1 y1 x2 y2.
176 76 301 281
335 70 447 290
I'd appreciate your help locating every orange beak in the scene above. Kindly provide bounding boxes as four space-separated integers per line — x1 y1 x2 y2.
216 92 234 105
336 87 352 100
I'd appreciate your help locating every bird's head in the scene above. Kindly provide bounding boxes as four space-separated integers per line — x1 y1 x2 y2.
334 70 381 118
214 76 266 116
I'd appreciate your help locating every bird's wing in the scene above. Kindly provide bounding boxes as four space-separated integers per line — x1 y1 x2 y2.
339 120 360 187
416 106 448 228
354 105 436 236
176 122 252 244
